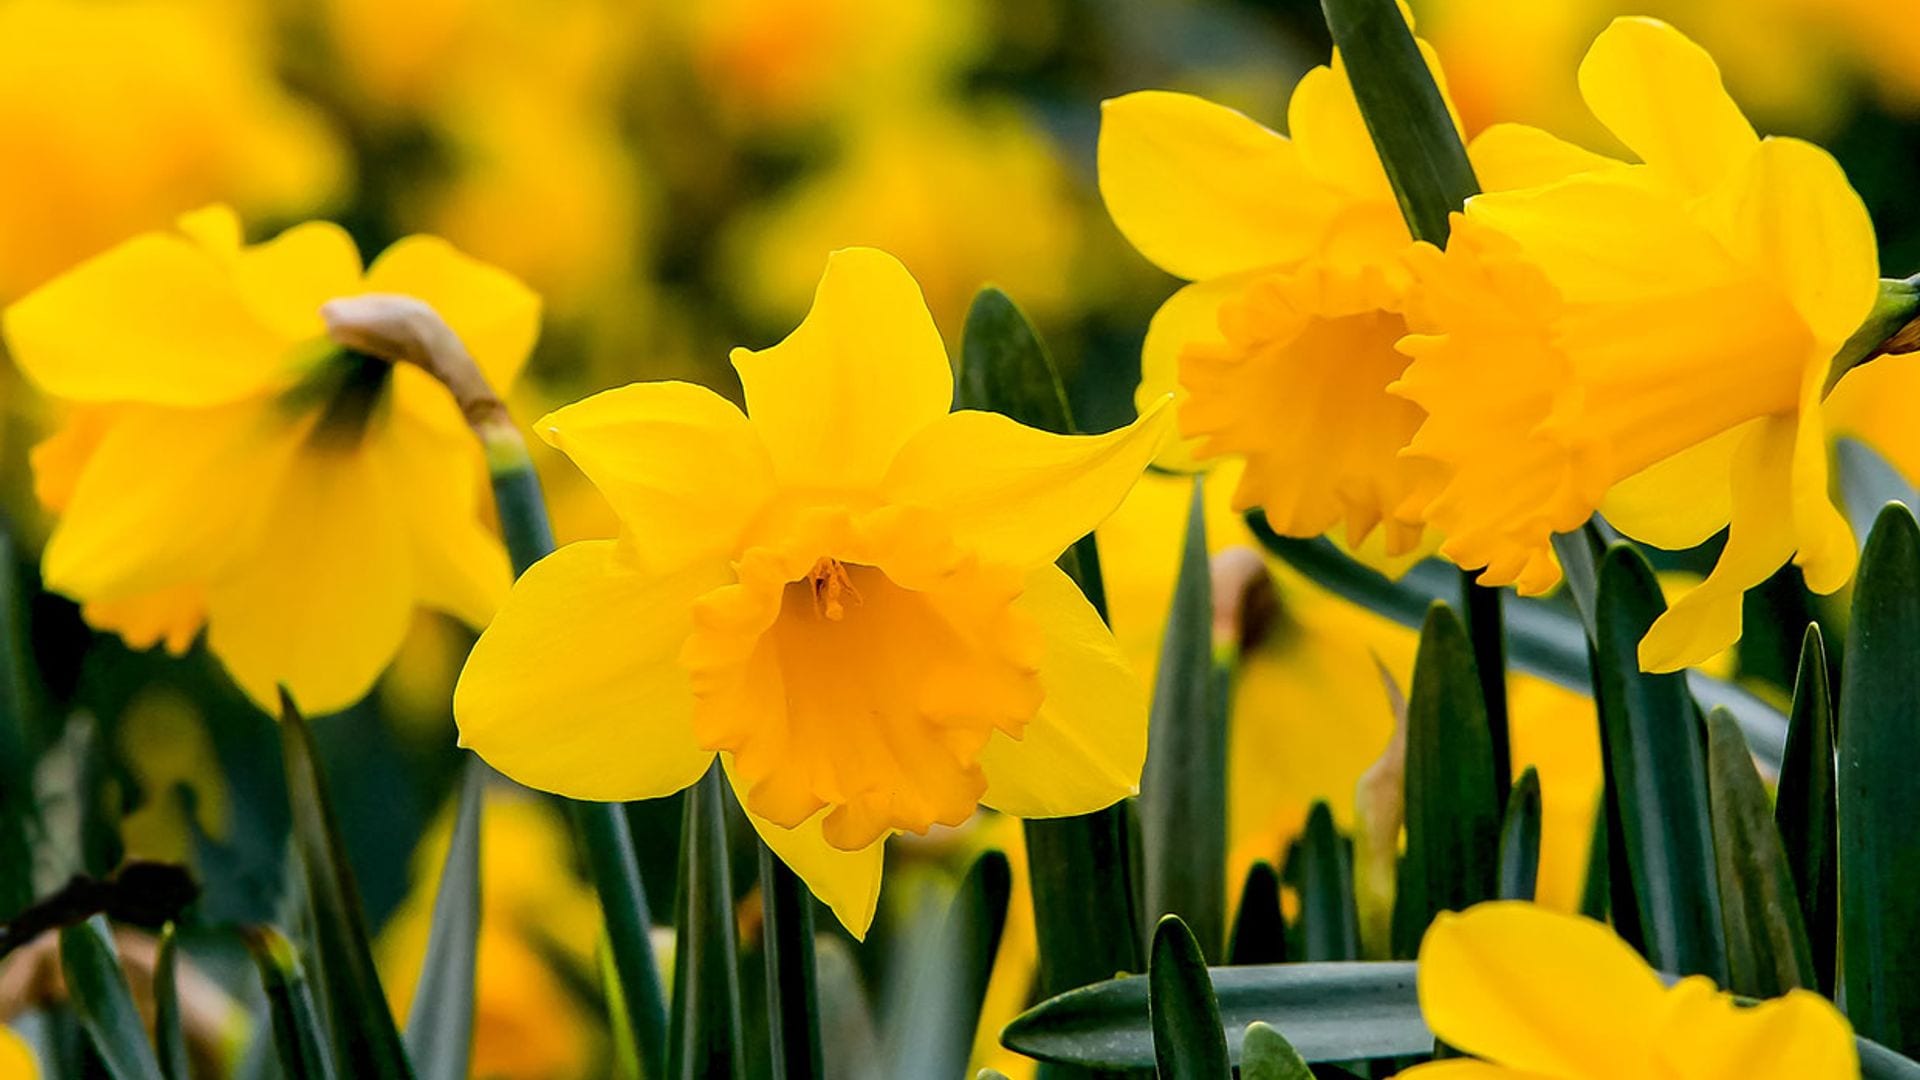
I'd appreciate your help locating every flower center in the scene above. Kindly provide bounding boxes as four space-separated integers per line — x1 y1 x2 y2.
282 347 395 449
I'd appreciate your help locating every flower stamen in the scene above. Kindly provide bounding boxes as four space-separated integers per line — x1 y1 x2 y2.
806 556 861 621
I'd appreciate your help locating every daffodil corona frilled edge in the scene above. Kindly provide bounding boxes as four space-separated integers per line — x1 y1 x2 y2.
4 205 539 715
453 247 1170 938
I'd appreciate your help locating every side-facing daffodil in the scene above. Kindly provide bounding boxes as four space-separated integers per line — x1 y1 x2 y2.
1097 31 1459 560
454 248 1169 937
1403 901 1856 1078
1395 17 1878 670
5 205 538 715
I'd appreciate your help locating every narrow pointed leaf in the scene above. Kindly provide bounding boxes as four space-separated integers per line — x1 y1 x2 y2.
59 916 164 1080
1840 504 1920 1056
1227 862 1286 965
153 924 189 1080
960 286 1077 435
1239 1023 1312 1080
279 695 414 1079
1776 624 1837 996
1592 546 1727 983
0 529 37 920
1705 708 1815 999
241 925 339 1080
403 758 485 1080
884 851 1013 1078
1148 917 1229 1080
1141 479 1226 960
1461 582 1511 807
1496 767 1542 902
761 846 824 1080
1294 803 1358 962
1392 603 1499 957
668 764 745 1079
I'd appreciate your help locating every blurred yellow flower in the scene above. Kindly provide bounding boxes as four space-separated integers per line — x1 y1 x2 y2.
0 1027 37 1079
455 248 1169 937
1396 17 1878 670
0 0 342 300
1098 28 1475 559
1403 901 1855 1079
6 205 538 715
117 689 231 866
380 788 601 1080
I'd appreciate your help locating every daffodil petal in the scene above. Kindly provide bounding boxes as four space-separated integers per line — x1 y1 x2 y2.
538 382 777 572
726 761 887 940
1416 903 1666 1074
1654 980 1858 1080
232 221 364 342
1787 376 1856 595
731 247 952 491
0 1027 39 1080
882 399 1172 568
455 540 721 800
1600 423 1746 551
206 445 415 715
1098 90 1335 282
1467 123 1624 192
1394 1062 1546 1080
1576 17 1757 192
978 565 1146 817
1287 62 1393 198
1139 274 1257 472
84 585 206 656
381 415 510 630
4 232 288 406
365 235 543 397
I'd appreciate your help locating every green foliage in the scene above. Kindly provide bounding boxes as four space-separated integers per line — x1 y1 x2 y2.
1239 1023 1312 1080
1227 862 1287 966
884 851 1014 1078
1706 708 1816 999
59 916 165 1080
152 924 189 1080
403 759 485 1080
1147 917 1230 1080
668 763 746 1079
1496 768 1542 902
760 847 824 1080
1294 802 1359 962
1776 625 1838 996
242 924 340 1080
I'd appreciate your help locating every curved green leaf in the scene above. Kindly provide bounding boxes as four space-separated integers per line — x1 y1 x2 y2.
0 527 37 921
403 758 485 1080
242 924 339 1080
668 763 745 1079
1147 917 1229 1079
1706 708 1814 999
1240 1023 1311 1080
1776 624 1837 996
1840 503 1920 1056
884 851 1013 1078
59 916 164 1080
154 924 189 1080
761 846 823 1080
1497 768 1542 902
1227 862 1286 966
1295 803 1358 962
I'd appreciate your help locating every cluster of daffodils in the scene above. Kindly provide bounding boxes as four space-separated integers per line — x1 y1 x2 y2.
1101 15 1878 670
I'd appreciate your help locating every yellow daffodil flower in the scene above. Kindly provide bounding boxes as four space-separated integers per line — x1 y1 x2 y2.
0 1028 37 1079
1097 34 1464 559
1396 17 1879 670
1403 901 1856 1079
6 206 538 715
454 248 1169 937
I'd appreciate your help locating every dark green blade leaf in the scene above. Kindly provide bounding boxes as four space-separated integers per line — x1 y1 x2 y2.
1776 624 1837 996
154 924 189 1080
1142 479 1226 960
241 925 340 1080
59 916 165 1080
1392 604 1499 957
1248 524 1789 770
1317 0 1478 245
403 758 485 1080
1592 546 1727 983
1461 582 1511 807
1227 862 1286 966
761 845 824 1080
278 695 415 1079
1705 708 1815 999
0 528 38 921
1148 917 1229 1080
1294 803 1358 962
1005 961 1428 1068
884 851 1013 1078
1840 503 1920 1056
669 764 745 1079
961 286 1076 434
1496 767 1542 902
1239 1023 1312 1080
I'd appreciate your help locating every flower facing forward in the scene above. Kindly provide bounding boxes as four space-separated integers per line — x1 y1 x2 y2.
1395 17 1879 669
6 206 538 714
1096 33 1459 560
1403 902 1856 1079
454 248 1169 936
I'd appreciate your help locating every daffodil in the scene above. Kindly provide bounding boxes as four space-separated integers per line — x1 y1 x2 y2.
454 247 1169 937
0 1028 37 1079
1403 901 1856 1079
1097 36 1460 559
1395 17 1879 669
6 205 538 715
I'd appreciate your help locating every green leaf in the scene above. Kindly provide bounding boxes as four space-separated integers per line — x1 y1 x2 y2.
1141 478 1226 960
1294 802 1358 962
59 916 165 1080
1147 917 1230 1080
0 527 38 920
1461 582 1511 806
1592 546 1727 983
1317 0 1478 245
884 851 1013 1078
153 924 189 1080
488 443 559 578
1227 862 1286 965
1839 437 1920 546
1775 624 1837 996
403 758 485 1080
1705 708 1815 999
241 924 340 1080
1239 1023 1312 1080
1840 503 1920 1056
1823 276 1920 395
761 846 824 1080
1392 604 1499 957
1496 767 1542 902
1248 523 1790 770
961 286 1078 435
669 763 746 1079
278 694 414 1079
1005 961 1427 1069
